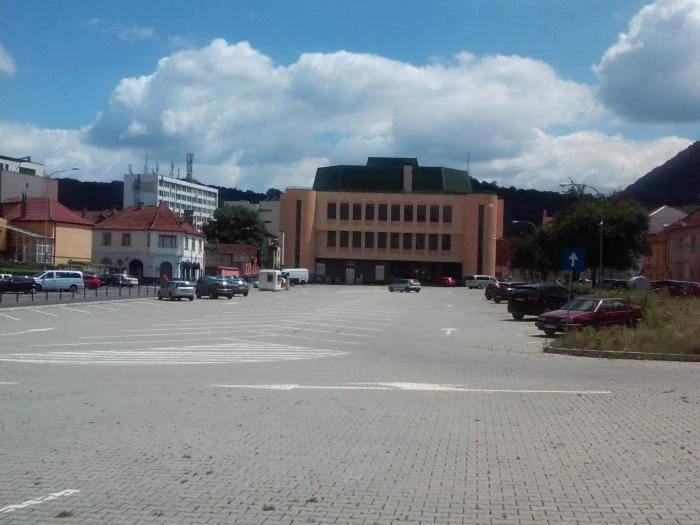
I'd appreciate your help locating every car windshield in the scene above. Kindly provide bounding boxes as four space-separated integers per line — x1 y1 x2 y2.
562 298 599 311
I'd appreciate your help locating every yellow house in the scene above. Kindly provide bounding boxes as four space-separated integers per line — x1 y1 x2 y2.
0 196 93 265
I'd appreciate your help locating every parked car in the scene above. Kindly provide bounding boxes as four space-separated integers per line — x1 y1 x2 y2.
487 281 527 303
158 280 196 301
464 275 498 289
651 280 700 297
535 297 642 337
0 275 38 293
388 278 421 293
600 279 629 290
102 274 138 287
196 276 235 299
225 277 250 297
507 284 571 320
83 273 102 290
438 276 455 287
33 270 84 292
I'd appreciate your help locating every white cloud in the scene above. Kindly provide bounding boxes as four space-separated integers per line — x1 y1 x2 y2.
595 0 700 122
0 43 16 76
83 18 156 42
476 130 692 191
0 38 692 192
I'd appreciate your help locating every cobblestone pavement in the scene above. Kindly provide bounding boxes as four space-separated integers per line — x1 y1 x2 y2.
0 286 698 524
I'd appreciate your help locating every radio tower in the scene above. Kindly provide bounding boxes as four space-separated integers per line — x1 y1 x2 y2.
186 153 193 182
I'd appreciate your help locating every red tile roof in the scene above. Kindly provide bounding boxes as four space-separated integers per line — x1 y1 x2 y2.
666 209 700 232
78 209 117 224
205 242 258 257
93 202 204 236
1 197 94 226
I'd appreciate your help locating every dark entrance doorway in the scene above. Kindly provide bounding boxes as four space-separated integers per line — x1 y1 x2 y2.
128 259 144 279
159 261 173 280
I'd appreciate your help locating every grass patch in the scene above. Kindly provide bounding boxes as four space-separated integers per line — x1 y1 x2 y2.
556 291 700 355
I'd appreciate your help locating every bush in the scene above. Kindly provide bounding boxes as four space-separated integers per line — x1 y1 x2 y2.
556 291 700 354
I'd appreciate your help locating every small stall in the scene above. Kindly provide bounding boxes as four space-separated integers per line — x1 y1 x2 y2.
258 269 283 291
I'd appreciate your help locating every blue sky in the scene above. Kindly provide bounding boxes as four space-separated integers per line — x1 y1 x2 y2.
0 0 697 191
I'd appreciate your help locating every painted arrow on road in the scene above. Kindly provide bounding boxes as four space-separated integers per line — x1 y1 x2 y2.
441 328 458 336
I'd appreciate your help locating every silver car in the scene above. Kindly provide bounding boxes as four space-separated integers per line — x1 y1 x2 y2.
388 278 421 293
158 280 196 301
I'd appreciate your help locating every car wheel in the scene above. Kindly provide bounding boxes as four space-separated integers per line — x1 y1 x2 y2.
157 294 163 300
227 295 233 300
169 293 175 301
416 289 420 293
196 292 201 299
544 329 556 337
389 287 394 292
493 298 501 304
69 284 78 293
189 297 194 301
243 292 248 297
211 293 218 299
512 313 524 320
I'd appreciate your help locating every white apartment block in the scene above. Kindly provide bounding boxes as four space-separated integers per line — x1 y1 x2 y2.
123 173 219 231
223 199 281 237
0 154 58 202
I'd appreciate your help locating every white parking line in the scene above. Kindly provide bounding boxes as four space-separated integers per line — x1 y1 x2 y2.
0 489 80 514
0 313 20 321
28 309 59 317
258 332 363 345
277 320 382 331
88 304 120 311
0 327 54 337
300 328 374 338
0 381 18 385
59 306 91 314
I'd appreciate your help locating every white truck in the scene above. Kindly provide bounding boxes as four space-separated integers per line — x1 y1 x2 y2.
281 268 309 285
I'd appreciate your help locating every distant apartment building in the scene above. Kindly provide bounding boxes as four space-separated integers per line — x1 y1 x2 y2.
279 157 504 284
123 172 218 231
646 209 700 282
0 154 58 202
642 206 688 279
223 200 281 237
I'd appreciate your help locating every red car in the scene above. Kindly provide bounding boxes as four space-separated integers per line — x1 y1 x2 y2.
83 274 102 290
535 297 642 337
439 276 455 287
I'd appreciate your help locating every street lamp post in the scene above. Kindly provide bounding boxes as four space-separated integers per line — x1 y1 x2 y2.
512 220 538 282
559 182 604 287
44 168 80 268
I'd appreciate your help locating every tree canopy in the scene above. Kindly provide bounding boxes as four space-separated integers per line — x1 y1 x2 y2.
201 205 268 246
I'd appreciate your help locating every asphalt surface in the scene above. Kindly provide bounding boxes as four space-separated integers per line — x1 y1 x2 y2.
0 286 698 524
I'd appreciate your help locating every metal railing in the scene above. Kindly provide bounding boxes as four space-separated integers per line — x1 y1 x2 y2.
0 284 158 306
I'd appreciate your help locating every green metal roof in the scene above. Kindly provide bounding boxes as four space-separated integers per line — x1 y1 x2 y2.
312 157 472 194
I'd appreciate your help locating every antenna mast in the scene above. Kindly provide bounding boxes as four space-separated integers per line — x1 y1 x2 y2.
186 153 193 182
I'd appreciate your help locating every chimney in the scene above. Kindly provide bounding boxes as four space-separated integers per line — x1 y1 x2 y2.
402 162 413 193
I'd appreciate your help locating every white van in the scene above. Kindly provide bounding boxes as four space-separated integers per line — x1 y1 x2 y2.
463 274 497 289
281 268 309 285
33 270 84 292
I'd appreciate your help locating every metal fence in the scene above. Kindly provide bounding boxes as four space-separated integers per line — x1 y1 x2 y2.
0 285 158 307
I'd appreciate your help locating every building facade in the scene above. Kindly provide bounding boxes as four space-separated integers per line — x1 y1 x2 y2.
645 209 700 281
223 200 281 237
92 203 205 280
204 242 260 276
123 172 218 231
0 154 58 203
279 157 504 284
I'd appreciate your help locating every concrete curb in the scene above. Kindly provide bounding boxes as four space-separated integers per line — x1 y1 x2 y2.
544 346 700 362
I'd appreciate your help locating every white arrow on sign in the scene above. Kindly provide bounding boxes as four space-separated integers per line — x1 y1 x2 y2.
441 328 458 336
568 252 579 268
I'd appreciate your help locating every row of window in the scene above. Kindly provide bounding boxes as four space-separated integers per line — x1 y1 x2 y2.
327 231 452 251
101 233 202 250
327 202 452 224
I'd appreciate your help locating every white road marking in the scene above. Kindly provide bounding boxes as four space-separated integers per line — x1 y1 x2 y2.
210 382 612 394
59 306 91 314
446 304 453 308
0 489 80 514
441 328 458 336
88 304 119 311
300 328 374 338
0 327 54 337
258 332 363 345
277 320 382 331
28 309 59 317
0 313 20 321
0 381 18 385
0 343 347 365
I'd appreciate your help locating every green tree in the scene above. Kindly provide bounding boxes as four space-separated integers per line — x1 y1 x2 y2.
202 205 268 246
509 227 558 280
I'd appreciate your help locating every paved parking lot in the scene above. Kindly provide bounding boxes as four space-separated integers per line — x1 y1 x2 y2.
0 286 698 524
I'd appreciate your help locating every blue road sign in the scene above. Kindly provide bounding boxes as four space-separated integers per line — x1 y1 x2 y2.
561 248 585 272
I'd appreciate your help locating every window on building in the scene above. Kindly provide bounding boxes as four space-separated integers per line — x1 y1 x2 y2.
102 233 112 246
352 203 362 220
352 231 362 248
378 203 388 221
365 203 375 221
365 231 375 249
430 205 440 223
340 203 349 220
158 235 177 248
378 232 387 249
404 204 413 222
391 204 400 222
390 232 400 249
339 231 349 247
327 231 336 247
327 202 337 220
417 205 426 222
121 233 131 247
443 205 452 223
403 233 412 250
416 233 425 250
442 234 452 251
429 233 438 250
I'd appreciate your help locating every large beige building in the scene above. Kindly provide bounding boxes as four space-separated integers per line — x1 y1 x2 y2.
279 157 504 284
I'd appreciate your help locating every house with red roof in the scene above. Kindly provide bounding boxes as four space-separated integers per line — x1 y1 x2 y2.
92 203 205 280
0 196 94 265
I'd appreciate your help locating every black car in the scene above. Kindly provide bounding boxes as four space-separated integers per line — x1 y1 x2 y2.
487 281 527 303
507 284 571 320
0 275 37 294
196 276 236 299
225 277 250 297
600 279 628 290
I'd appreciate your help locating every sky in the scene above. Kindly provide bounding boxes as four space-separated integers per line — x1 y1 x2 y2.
0 0 698 192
